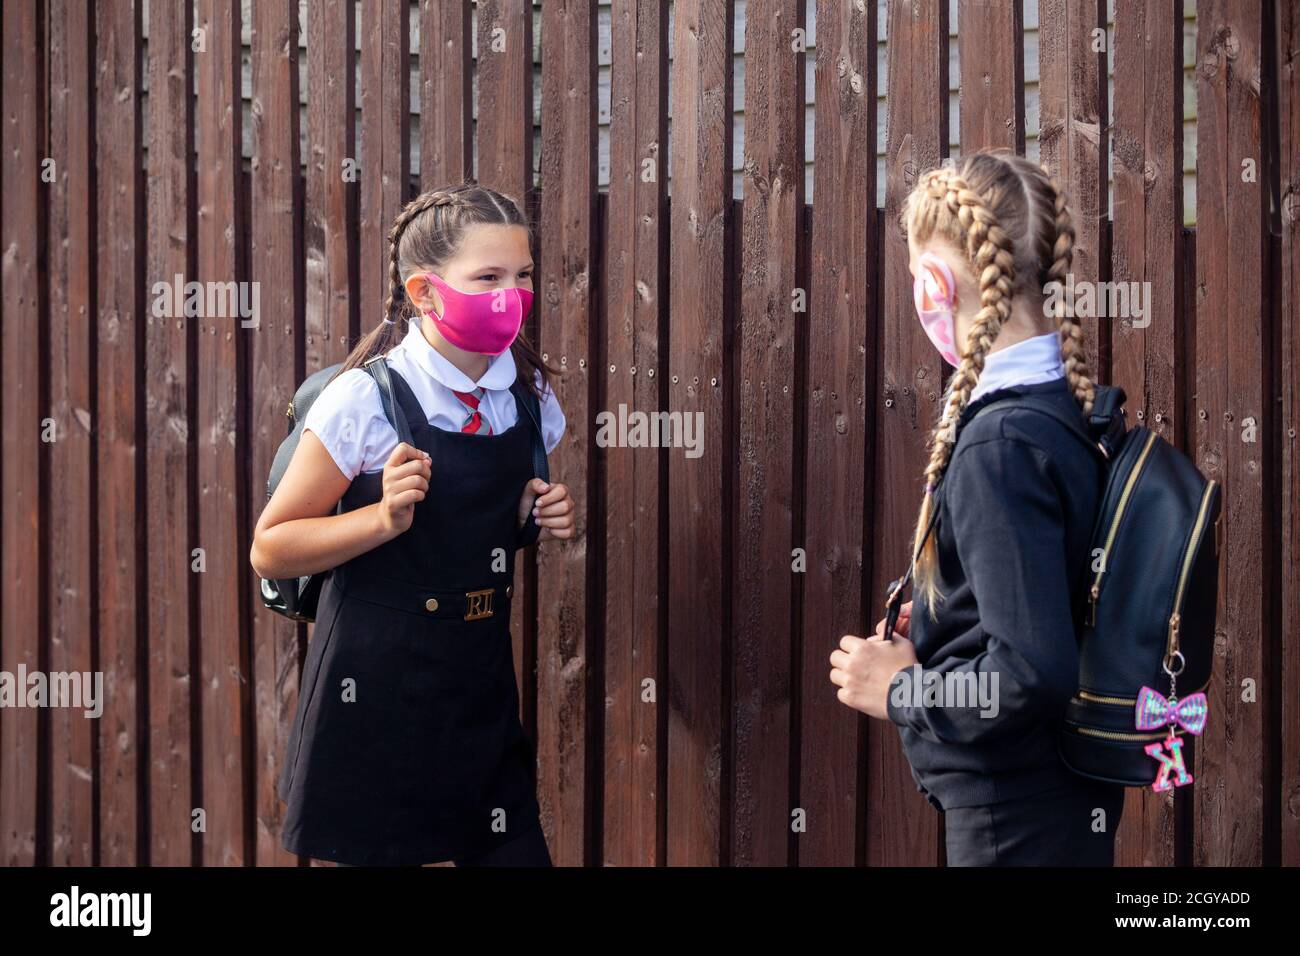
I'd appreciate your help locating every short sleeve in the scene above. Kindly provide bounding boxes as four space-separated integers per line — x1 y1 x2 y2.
535 370 566 455
301 368 393 481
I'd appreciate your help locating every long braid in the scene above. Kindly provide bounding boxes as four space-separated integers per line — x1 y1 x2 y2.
908 165 1021 615
382 189 462 325
1043 171 1095 414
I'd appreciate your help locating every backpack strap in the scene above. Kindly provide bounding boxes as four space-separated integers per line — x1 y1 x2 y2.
363 355 415 447
510 377 550 547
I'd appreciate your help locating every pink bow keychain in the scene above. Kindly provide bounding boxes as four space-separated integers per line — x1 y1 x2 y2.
1134 685 1208 792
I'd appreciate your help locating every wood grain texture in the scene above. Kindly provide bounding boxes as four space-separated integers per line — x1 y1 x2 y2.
957 0 1025 152
195 0 249 867
667 0 733 866
250 0 302 868
1109 0 1184 868
536 0 597 867
1038 0 1108 383
305 0 357 371
144 0 195 867
45 0 96 868
1193 0 1267 867
602 0 668 867
419 0 472 187
734 0 803 867
92 0 143 868
800 0 875 868
1279 0 1300 869
868 0 946 868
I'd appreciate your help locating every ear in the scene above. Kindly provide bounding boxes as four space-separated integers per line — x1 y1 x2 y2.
919 256 956 311
404 272 441 315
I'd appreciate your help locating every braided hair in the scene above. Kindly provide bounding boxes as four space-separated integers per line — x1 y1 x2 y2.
337 178 556 397
904 150 1094 615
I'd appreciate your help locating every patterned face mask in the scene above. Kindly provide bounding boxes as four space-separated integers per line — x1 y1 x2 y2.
912 251 961 368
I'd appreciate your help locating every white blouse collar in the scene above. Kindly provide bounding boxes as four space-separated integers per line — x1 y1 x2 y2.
968 331 1065 403
396 317 518 392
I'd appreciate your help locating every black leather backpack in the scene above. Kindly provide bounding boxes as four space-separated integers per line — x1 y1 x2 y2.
258 355 549 623
883 384 1222 789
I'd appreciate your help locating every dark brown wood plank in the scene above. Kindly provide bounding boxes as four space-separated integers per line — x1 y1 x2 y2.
306 0 357 371
537 0 596 866
250 0 302 868
800 0 875 868
419 0 472 186
1280 0 1300 869
1193 0 1267 866
1038 0 1108 382
144 0 195 867
195 0 249 867
1109 0 1183 868
666 0 732 867
733 0 803 867
868 0 946 868
602 0 668 868
476 0 536 743
957 0 1024 152
1 0 47 868
45 0 96 867
359 0 410 321
92 0 143 868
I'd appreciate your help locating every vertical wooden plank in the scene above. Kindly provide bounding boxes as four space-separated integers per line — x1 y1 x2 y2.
250 0 303 868
800 0 875 868
734 0 802 867
1109 0 1183 868
476 0 534 201
537 0 596 866
1193 0 1267 866
195 0 248 867
667 0 732 867
957 0 1024 152
1279 0 1300 869
476 0 536 738
45 0 96 867
306 0 357 371
359 0 409 325
868 0 946 868
1038 0 1108 381
145 0 195 867
603 0 668 868
92 0 142 868
1 0 46 868
419 0 472 186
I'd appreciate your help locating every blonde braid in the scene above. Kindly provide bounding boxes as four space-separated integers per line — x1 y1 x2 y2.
909 167 1020 614
1043 171 1095 415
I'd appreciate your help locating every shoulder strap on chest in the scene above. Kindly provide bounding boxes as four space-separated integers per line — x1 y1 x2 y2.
363 356 415 447
510 377 549 484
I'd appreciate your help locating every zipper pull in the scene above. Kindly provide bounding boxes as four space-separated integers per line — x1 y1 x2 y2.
1088 583 1100 627
1166 612 1181 660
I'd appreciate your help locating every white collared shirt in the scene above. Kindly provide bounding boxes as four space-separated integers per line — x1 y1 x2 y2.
968 331 1066 404
303 318 566 480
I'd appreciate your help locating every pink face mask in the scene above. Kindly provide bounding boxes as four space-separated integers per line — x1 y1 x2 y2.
421 271 533 356
912 251 961 367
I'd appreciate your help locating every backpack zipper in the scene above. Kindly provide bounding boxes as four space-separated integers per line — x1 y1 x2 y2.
1087 430 1159 626
1064 721 1170 742
1164 481 1218 665
1073 678 1210 709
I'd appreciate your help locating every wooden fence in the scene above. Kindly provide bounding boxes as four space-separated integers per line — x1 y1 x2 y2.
1 0 1296 867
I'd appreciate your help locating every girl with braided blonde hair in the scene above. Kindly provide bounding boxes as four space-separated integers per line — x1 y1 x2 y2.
252 180 573 866
829 149 1123 866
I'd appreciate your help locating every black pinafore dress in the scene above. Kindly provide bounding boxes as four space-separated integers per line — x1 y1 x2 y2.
277 368 543 866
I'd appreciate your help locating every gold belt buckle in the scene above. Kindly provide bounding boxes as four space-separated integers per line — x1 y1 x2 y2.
464 587 495 621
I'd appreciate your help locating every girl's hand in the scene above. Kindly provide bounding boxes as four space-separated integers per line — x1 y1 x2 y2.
873 599 912 640
518 478 575 541
829 631 918 720
378 442 431 538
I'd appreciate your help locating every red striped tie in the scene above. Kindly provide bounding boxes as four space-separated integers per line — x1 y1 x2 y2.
452 387 492 435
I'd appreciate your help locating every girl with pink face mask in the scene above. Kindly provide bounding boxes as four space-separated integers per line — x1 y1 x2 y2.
828 151 1121 866
251 180 575 867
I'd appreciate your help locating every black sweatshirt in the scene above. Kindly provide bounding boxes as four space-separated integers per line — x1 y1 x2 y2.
885 376 1104 810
